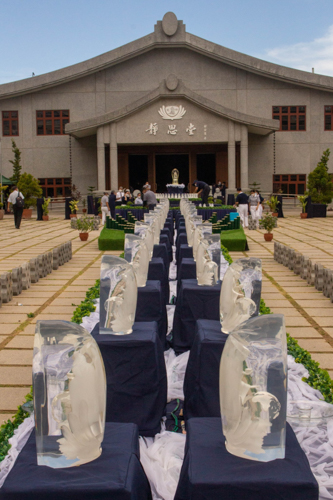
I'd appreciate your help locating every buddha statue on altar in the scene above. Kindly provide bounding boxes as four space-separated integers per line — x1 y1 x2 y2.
171 168 179 185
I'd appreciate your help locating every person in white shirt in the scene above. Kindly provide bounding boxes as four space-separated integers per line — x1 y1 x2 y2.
7 186 24 229
101 192 110 224
116 187 124 204
135 193 143 205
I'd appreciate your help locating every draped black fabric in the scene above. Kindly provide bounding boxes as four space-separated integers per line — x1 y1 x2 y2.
116 209 147 220
177 258 196 295
176 233 187 265
94 197 100 216
36 198 43 220
152 243 169 272
306 196 313 218
87 195 94 214
148 257 170 305
136 280 167 341
183 320 228 420
159 234 173 263
91 322 167 437
108 193 116 219
64 197 72 219
172 279 221 354
277 195 284 218
177 245 193 273
174 419 318 500
0 423 152 500
227 193 235 205
197 208 237 221
161 227 173 245
167 186 184 194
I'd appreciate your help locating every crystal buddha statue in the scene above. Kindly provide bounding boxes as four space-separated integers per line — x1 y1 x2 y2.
33 320 106 468
220 314 287 462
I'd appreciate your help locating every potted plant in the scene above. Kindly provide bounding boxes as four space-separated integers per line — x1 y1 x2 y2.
42 198 51 221
17 173 43 219
82 197 87 214
69 200 79 218
266 195 280 217
76 215 94 241
297 195 308 219
0 201 4 220
260 213 277 241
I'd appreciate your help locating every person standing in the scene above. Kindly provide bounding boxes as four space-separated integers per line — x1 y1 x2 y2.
116 186 124 205
101 192 110 224
248 189 260 228
235 187 249 228
7 186 24 229
135 193 143 205
143 185 157 210
108 190 116 219
193 180 210 205
221 182 226 204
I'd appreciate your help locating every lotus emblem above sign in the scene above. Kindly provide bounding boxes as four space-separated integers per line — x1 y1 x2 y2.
158 105 186 120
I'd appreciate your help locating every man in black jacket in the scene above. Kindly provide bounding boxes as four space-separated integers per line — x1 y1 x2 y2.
235 187 249 228
193 180 210 205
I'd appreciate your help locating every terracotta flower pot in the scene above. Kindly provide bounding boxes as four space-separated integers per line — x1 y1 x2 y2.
70 213 77 218
98 214 102 219
0 209 4 220
79 232 89 241
22 208 32 219
82 208 87 213
42 215 49 221
272 212 278 217
264 233 273 242
300 212 308 219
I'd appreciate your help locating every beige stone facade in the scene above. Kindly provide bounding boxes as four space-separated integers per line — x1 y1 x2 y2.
0 12 333 194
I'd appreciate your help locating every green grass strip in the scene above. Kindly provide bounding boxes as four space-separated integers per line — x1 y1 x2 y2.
98 228 125 251
221 227 247 251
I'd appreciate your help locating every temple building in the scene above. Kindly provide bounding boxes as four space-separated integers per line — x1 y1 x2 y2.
1 12 333 196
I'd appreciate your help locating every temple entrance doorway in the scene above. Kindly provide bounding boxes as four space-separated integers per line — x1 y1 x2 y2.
155 154 189 192
128 155 148 191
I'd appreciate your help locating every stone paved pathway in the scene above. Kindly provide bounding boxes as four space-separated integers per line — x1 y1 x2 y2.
1 214 333 425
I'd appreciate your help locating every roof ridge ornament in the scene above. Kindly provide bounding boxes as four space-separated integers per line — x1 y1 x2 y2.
162 12 178 36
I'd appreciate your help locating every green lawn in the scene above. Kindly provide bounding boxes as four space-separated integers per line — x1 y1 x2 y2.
98 228 125 251
220 227 248 251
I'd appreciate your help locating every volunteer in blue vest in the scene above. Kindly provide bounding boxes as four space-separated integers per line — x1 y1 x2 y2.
192 180 210 205
235 187 249 228
7 186 24 229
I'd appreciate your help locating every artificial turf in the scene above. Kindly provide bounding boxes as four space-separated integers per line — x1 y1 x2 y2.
98 228 125 250
220 227 248 251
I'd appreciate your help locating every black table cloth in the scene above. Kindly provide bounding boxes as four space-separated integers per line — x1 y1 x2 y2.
36 198 43 220
167 186 184 194
183 319 228 421
177 257 196 294
161 227 173 245
177 245 193 272
64 197 72 219
197 208 236 221
176 233 188 263
160 234 173 263
148 257 170 305
227 193 235 205
172 279 221 353
116 208 148 220
174 418 318 500
0 423 152 500
153 243 169 272
91 322 167 436
136 280 167 341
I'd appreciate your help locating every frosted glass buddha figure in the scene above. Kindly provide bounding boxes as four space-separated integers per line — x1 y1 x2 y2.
124 234 149 287
100 256 137 334
193 223 212 261
196 234 221 286
172 168 179 185
135 222 154 258
33 320 106 468
220 260 256 334
238 258 262 316
219 314 287 461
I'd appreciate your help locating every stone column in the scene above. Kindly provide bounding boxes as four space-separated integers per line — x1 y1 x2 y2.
228 121 236 190
97 126 105 191
110 123 118 191
240 125 249 191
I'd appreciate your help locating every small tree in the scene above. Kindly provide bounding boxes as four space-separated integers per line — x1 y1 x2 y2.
9 140 22 185
307 149 333 204
17 173 43 209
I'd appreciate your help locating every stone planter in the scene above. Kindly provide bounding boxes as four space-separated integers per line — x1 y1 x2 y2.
264 233 273 242
0 209 4 220
42 215 49 221
79 233 89 241
300 212 308 219
22 208 32 219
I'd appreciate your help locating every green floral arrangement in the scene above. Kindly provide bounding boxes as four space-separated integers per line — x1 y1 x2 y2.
297 195 307 213
76 216 94 233
266 195 280 213
69 200 79 214
260 213 277 233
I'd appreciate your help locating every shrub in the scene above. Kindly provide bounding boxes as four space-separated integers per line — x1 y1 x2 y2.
307 149 333 204
260 213 277 233
42 198 50 215
9 140 22 185
17 173 43 209
76 216 94 233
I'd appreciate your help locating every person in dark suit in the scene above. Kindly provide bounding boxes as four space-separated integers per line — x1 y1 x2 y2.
235 187 249 228
193 180 210 205
108 190 116 219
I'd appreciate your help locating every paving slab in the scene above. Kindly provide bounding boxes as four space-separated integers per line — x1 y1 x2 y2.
287 327 323 338
0 388 32 411
0 366 32 385
297 339 333 352
0 350 33 365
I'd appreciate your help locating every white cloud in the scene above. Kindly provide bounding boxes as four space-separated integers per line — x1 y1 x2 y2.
260 25 333 77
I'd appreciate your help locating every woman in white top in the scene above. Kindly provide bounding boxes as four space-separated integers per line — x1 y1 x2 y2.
248 190 260 228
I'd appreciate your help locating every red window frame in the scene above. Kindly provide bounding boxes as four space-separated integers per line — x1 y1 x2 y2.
324 106 333 130
38 177 72 198
272 106 306 131
36 110 69 136
273 174 307 196
2 111 19 136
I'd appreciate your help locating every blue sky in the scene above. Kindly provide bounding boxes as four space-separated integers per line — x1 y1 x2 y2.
1 0 333 83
